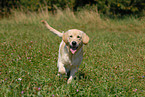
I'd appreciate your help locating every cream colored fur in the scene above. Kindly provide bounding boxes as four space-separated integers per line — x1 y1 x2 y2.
41 20 89 84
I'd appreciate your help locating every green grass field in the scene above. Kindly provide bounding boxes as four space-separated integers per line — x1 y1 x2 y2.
0 9 145 96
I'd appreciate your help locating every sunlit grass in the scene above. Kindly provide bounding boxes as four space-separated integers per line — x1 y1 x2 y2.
0 9 145 96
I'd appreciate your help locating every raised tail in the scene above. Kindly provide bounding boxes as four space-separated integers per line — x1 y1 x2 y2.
41 20 63 37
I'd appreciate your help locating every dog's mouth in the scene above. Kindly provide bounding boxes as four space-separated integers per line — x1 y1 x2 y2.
70 46 78 54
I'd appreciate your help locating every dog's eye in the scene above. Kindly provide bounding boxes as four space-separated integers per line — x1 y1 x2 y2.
77 36 80 38
70 35 73 38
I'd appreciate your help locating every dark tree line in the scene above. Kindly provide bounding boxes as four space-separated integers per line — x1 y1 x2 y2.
0 0 145 18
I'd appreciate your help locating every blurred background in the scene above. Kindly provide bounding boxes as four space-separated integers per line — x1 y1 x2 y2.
1 0 145 18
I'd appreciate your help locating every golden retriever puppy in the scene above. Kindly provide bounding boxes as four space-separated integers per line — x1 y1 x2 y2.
41 20 89 84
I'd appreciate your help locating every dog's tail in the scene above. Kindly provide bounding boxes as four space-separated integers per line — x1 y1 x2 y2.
41 20 63 37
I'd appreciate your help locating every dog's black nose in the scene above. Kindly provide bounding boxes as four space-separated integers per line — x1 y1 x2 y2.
72 41 77 46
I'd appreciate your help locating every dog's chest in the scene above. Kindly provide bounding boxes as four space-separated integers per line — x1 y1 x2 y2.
71 52 83 65
61 49 83 66
59 41 83 66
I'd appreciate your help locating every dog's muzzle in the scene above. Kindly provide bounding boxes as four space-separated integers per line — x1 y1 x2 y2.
70 41 78 54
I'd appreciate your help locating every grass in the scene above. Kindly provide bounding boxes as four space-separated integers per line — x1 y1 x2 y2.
0 9 145 96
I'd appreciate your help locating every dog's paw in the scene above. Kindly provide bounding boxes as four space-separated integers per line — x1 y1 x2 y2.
58 67 66 75
67 79 72 84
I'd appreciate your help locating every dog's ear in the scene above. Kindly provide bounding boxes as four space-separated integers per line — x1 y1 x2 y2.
82 33 89 45
62 33 68 44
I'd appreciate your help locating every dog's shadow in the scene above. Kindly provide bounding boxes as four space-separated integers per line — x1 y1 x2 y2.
67 71 89 80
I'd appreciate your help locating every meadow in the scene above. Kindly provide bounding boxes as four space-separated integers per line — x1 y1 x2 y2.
0 9 145 96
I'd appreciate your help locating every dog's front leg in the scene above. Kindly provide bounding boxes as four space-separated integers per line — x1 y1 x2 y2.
67 67 77 84
58 62 67 76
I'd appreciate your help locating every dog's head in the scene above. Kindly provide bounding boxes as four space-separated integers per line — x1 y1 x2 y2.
62 29 89 54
